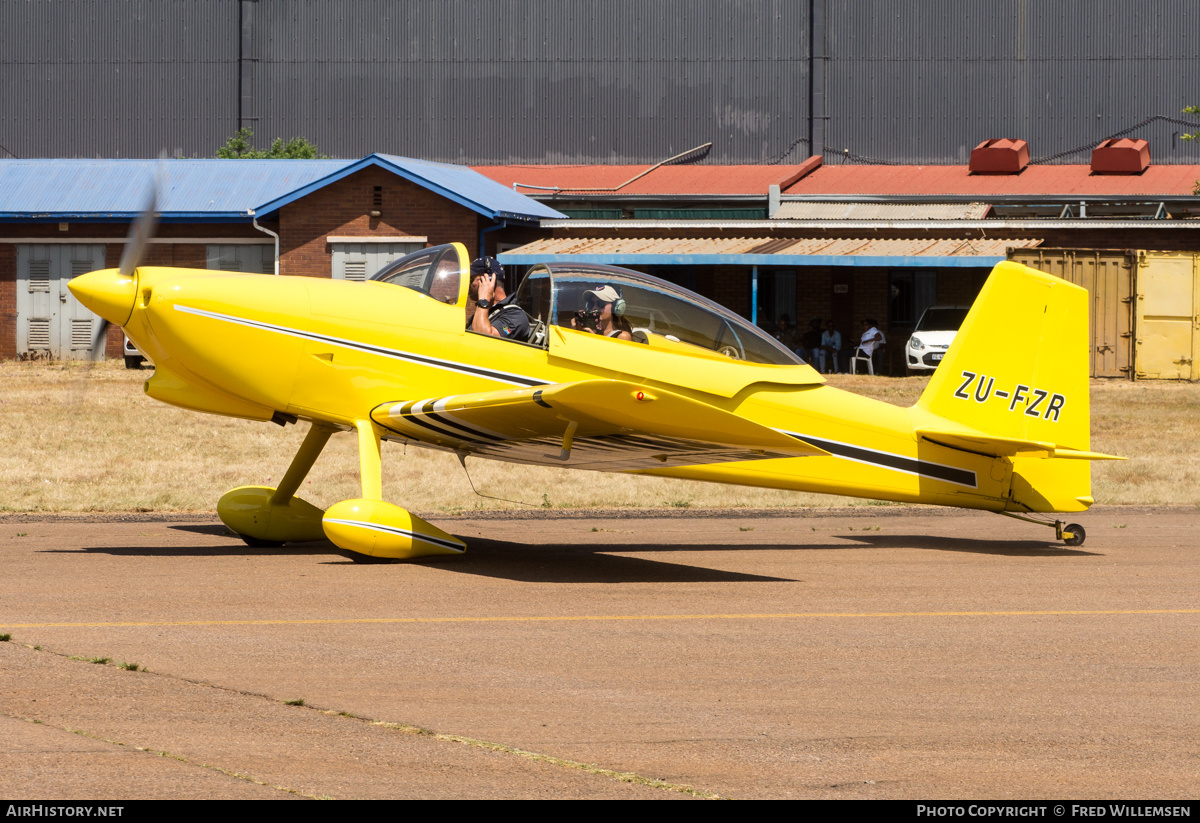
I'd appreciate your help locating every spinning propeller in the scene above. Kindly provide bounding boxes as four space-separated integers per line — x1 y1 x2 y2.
84 175 159 358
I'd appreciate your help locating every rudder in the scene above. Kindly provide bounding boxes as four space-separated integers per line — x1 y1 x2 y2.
916 261 1094 512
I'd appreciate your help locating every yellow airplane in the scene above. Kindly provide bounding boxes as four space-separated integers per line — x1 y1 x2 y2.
70 240 1120 561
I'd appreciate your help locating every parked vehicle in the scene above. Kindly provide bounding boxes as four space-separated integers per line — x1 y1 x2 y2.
905 305 970 374
124 333 148 369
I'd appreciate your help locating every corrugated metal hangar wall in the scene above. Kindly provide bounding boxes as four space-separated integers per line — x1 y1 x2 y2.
3 0 1198 164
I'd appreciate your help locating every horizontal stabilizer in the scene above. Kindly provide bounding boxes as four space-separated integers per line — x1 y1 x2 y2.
915 427 1123 461
371 379 825 471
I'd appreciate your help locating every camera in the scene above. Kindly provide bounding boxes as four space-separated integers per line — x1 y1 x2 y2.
573 308 602 332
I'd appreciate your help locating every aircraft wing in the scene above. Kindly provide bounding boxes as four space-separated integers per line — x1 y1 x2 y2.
370 379 826 471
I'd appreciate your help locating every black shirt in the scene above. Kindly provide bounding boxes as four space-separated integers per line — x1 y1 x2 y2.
478 293 530 342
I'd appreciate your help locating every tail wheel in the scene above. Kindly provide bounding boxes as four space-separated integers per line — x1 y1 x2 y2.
1063 523 1086 547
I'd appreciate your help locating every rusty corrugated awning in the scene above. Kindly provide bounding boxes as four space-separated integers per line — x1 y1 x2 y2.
498 236 1039 267
772 201 992 220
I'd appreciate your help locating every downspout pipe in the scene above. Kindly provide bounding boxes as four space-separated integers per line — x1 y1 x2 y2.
479 219 508 259
248 209 280 275
809 0 825 160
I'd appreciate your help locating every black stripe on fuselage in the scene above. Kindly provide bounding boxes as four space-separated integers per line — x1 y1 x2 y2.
173 304 548 388
782 432 977 488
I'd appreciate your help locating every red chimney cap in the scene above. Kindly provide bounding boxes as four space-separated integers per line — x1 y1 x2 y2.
969 139 1030 175
1091 138 1150 175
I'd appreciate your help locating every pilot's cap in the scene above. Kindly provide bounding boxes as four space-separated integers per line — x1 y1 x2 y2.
470 256 505 282
583 285 621 304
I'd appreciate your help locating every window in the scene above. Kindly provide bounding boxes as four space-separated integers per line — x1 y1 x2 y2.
888 269 937 332
206 244 274 274
330 240 425 281
755 269 797 329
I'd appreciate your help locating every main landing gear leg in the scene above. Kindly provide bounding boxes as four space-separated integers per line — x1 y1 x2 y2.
270 423 336 506
997 511 1086 547
321 420 466 563
218 422 336 548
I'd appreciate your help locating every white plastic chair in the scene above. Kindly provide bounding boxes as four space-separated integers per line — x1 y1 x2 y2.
850 347 873 375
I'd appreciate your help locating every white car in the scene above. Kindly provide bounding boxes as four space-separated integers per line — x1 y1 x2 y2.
905 305 970 374
123 333 149 369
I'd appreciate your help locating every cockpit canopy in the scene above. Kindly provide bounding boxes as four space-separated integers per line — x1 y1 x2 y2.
370 245 801 366
515 262 803 365
370 242 468 306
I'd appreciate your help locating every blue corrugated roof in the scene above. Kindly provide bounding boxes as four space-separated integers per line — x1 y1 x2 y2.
0 159 347 219
252 153 566 221
0 156 564 221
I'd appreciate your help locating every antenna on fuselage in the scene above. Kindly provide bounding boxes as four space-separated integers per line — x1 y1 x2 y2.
455 453 538 508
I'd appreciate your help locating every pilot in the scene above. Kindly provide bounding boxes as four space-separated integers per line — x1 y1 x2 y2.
468 256 530 341
571 285 632 341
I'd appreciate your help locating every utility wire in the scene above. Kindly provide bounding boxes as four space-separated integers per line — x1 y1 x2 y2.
768 136 810 165
778 114 1200 168
1030 114 1200 164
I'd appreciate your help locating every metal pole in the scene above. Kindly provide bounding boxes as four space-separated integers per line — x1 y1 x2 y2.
751 265 759 325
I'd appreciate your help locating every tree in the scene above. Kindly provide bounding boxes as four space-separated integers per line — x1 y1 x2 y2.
1182 106 1199 140
216 128 328 159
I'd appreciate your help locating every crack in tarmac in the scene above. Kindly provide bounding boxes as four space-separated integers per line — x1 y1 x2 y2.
3 712 322 799
5 640 723 800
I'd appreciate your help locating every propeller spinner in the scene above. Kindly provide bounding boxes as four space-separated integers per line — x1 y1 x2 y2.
75 184 158 357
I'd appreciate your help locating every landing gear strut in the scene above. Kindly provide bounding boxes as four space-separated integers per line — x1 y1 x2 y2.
319 420 466 561
998 511 1086 547
218 422 336 547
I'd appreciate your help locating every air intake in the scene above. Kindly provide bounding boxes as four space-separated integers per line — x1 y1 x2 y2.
1090 138 1150 175
969 139 1029 175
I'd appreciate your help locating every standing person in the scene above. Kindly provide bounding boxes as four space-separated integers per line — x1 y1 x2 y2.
802 318 823 366
819 320 842 374
773 314 797 351
468 256 530 341
856 318 886 375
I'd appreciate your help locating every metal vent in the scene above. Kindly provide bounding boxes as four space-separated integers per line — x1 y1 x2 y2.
71 318 93 349
29 261 51 292
28 319 51 349
344 261 368 281
262 259 274 274
71 260 94 278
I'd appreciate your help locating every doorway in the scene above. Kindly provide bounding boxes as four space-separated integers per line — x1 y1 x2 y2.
16 244 107 359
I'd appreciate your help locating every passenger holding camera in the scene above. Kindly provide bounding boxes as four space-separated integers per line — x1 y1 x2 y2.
570 285 633 341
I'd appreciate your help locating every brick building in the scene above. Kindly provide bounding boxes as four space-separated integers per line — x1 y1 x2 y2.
477 142 1200 373
5 145 1200 374
0 154 562 360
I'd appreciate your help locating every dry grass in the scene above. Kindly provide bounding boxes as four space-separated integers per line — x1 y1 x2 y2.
0 361 1195 513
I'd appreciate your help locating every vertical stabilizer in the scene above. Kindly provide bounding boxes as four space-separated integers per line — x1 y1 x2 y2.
918 262 1090 451
916 262 1094 512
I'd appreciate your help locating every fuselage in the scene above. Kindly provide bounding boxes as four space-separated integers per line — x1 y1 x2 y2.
101 266 1022 513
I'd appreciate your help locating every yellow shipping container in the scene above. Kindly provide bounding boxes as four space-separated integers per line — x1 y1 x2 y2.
1008 248 1200 381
